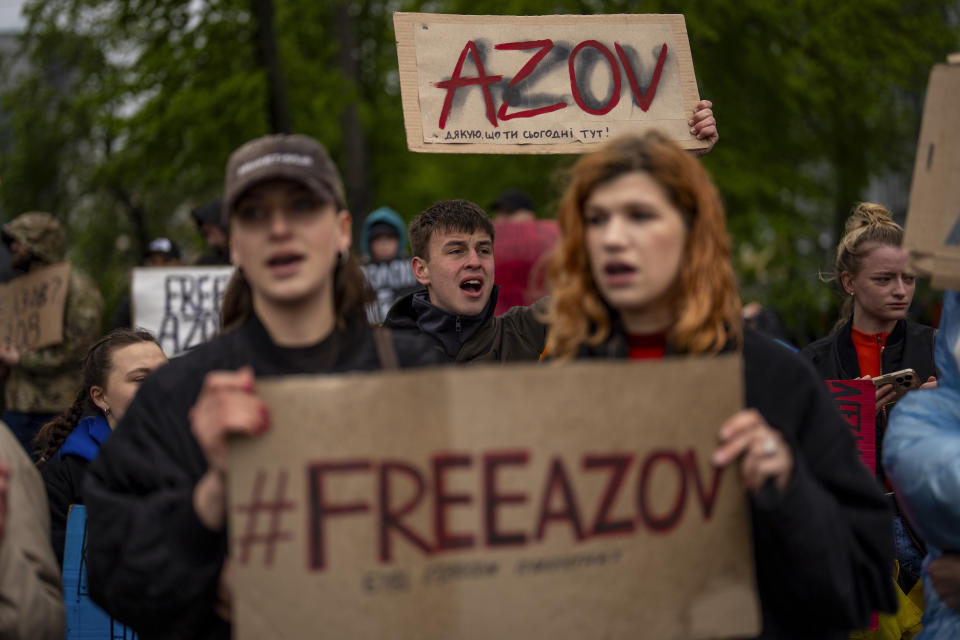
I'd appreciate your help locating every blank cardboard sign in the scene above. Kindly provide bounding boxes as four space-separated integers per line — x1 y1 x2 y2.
905 58 960 289
394 13 708 155
228 357 760 640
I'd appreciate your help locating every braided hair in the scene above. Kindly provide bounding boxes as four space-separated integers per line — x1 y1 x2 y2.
34 328 159 466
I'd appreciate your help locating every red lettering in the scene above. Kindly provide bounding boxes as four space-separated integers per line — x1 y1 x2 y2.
584 454 635 536
535 457 585 541
684 451 723 520
615 42 667 112
568 40 621 116
493 39 568 121
435 41 503 129
484 451 530 546
433 454 475 551
378 461 431 562
308 461 371 570
637 451 686 533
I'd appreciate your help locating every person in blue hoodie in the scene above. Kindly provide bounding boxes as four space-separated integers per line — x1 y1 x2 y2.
360 206 420 323
34 328 167 565
884 290 960 638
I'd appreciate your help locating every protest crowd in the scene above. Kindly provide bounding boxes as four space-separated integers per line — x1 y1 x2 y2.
0 10 959 640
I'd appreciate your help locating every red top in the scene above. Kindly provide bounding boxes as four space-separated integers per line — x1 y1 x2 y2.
627 333 667 360
492 220 559 315
850 326 890 378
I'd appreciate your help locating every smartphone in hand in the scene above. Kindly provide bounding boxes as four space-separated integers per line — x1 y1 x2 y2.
872 368 921 403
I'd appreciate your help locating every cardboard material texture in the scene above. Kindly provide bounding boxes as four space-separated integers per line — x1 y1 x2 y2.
394 13 707 155
904 56 960 289
228 357 760 639
0 261 70 352
825 380 876 474
130 265 234 356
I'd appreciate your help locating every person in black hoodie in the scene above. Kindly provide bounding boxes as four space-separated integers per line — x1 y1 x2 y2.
83 134 443 640
543 130 896 638
34 328 167 565
383 199 548 363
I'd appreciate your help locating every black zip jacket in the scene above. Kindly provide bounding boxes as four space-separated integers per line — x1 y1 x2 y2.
579 326 897 639
383 286 548 362
40 454 88 567
800 318 936 481
800 319 936 382
82 315 444 640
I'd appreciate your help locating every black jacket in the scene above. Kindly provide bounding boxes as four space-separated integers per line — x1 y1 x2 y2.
83 315 443 640
41 413 112 566
383 286 548 363
800 319 937 382
579 326 897 639
800 318 937 480
40 454 88 566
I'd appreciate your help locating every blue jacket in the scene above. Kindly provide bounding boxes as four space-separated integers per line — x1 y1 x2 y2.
361 206 407 259
60 415 111 461
884 291 960 638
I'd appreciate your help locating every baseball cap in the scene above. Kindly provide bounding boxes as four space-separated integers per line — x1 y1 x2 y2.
223 134 346 224
144 237 181 260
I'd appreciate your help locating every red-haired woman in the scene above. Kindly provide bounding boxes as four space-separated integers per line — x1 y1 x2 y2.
545 130 896 638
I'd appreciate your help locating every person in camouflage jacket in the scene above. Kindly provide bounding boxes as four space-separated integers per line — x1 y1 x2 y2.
1 212 103 458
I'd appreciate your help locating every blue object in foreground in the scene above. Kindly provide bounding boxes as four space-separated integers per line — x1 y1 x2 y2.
62 505 137 640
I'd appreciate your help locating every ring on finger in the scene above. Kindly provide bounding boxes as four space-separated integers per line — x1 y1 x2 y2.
761 436 778 457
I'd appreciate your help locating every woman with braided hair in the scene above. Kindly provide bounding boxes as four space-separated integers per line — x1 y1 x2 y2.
34 328 166 565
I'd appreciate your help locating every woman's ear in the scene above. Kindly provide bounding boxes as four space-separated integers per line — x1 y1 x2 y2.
90 385 109 415
229 232 240 267
338 210 353 254
840 271 855 296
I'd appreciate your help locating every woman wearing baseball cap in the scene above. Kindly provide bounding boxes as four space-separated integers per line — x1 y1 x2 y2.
82 134 442 639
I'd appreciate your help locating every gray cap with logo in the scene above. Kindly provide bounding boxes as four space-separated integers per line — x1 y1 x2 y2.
222 134 346 225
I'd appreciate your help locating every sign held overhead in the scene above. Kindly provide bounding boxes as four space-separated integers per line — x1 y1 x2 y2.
395 13 707 155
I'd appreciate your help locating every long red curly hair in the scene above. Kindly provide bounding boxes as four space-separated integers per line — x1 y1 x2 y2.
545 130 741 360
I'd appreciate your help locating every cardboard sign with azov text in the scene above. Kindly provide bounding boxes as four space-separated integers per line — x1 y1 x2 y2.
228 357 760 639
0 262 70 352
395 13 707 154
905 57 960 289
130 266 234 356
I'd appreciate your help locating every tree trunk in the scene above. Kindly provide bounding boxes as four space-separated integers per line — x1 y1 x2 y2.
252 0 290 134
112 186 149 258
335 2 369 248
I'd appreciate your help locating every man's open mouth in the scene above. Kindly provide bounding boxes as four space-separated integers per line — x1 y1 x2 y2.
460 278 483 293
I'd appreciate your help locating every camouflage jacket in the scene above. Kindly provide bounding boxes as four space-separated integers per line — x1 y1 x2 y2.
3 213 104 413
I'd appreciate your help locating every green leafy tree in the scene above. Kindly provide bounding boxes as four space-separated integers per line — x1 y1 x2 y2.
0 0 956 342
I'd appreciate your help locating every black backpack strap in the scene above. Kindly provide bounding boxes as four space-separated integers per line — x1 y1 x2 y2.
372 326 400 370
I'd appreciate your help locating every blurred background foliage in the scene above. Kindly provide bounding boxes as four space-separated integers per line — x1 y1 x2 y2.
0 0 957 344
